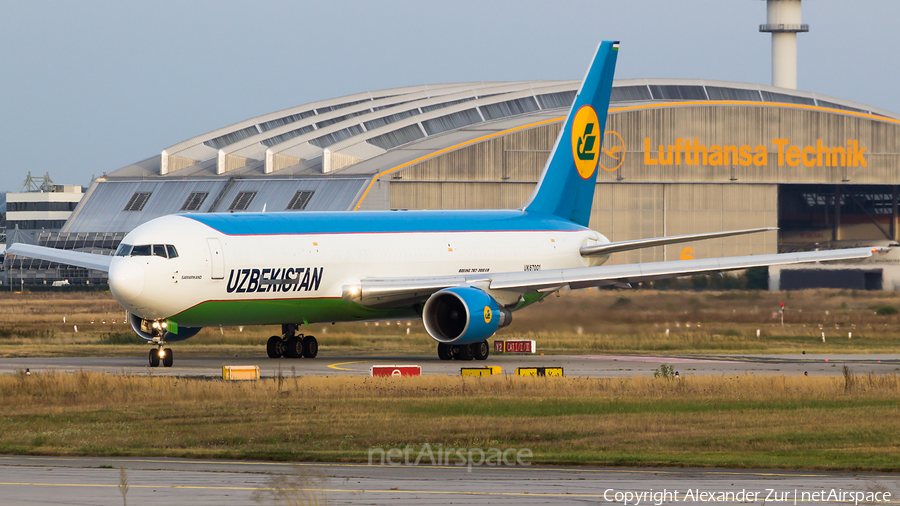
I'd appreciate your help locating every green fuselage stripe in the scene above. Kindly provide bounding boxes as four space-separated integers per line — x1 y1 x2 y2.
172 297 417 327
172 292 551 328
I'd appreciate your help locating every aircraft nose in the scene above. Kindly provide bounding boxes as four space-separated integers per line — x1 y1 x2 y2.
109 258 145 304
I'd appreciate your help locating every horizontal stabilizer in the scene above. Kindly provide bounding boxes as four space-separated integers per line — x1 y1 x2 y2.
7 244 112 273
580 228 777 257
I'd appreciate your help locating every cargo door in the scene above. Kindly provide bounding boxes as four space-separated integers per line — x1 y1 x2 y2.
207 238 225 279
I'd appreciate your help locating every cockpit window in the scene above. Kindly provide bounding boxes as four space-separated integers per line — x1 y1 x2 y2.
131 245 151 256
124 244 177 259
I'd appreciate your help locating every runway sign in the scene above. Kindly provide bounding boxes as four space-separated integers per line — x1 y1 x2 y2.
222 365 260 381
516 367 563 377
461 366 502 377
505 340 536 354
371 365 421 377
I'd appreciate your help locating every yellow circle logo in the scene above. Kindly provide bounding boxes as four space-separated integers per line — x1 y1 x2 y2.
599 130 625 172
483 306 492 324
571 105 601 180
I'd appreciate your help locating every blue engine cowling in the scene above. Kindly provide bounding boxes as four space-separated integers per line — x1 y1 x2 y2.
422 286 512 345
128 312 203 342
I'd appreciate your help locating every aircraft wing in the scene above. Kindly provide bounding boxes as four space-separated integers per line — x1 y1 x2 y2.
491 247 878 291
345 247 881 308
6 244 113 273
580 227 776 257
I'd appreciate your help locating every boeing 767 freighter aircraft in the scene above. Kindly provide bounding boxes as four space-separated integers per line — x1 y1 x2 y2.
9 42 881 366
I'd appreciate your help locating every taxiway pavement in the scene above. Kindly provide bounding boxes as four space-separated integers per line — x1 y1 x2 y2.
0 353 898 378
0 455 897 505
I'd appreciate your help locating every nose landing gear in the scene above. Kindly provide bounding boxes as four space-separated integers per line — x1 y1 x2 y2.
267 324 318 359
148 346 173 367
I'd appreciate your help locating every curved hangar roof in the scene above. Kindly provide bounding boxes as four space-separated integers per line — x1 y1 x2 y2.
68 79 899 233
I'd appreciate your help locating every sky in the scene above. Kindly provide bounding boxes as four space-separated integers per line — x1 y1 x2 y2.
1 0 898 192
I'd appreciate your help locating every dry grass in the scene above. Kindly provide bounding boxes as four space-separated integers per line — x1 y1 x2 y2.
3 288 900 356
1 370 899 469
5 290 899 470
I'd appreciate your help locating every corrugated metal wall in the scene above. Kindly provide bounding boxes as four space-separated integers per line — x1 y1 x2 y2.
385 104 847 263
400 138 505 181
391 180 777 264
65 178 368 233
591 183 777 264
601 106 900 184
65 180 228 233
390 182 534 210
211 178 367 213
389 106 900 186
659 183 777 263
399 124 562 182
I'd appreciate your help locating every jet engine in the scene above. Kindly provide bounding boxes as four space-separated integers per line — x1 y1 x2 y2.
422 286 511 345
128 312 202 342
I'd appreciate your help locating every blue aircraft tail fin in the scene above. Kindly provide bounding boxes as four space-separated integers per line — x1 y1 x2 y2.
521 41 619 227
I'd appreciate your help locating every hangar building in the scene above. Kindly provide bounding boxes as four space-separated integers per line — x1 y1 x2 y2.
6 78 900 289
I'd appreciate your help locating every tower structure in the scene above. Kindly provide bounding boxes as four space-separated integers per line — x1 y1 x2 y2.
759 0 808 89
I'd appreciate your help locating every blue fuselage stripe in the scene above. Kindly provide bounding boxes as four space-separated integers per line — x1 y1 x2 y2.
182 210 586 236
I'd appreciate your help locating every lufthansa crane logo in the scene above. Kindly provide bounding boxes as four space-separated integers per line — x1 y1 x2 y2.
483 306 492 324
600 130 625 172
571 105 600 180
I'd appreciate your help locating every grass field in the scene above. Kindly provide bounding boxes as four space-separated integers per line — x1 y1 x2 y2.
3 289 900 470
1 370 899 470
3 288 900 356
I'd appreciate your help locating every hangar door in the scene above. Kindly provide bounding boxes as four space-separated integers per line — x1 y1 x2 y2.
781 269 883 291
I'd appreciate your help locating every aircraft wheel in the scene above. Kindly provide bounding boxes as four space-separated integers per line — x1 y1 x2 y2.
148 348 160 367
162 348 174 367
302 335 318 358
473 341 490 360
454 344 475 361
284 336 303 359
437 343 453 360
266 336 284 358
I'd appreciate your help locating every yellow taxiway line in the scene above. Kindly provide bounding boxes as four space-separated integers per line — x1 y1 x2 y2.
326 360 369 372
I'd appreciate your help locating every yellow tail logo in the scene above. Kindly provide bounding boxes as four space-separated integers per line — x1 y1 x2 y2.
576 123 597 161
571 105 600 179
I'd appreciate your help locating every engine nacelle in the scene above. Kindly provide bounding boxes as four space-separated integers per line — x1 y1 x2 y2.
422 286 511 345
128 313 202 342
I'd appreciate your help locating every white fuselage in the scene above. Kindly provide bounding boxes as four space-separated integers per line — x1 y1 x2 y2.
108 213 609 327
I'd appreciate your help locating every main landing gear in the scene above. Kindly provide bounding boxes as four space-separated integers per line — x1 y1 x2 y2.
267 324 318 359
437 341 490 361
148 346 173 368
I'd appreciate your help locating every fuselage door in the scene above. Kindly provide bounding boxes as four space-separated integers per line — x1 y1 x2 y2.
207 238 225 280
